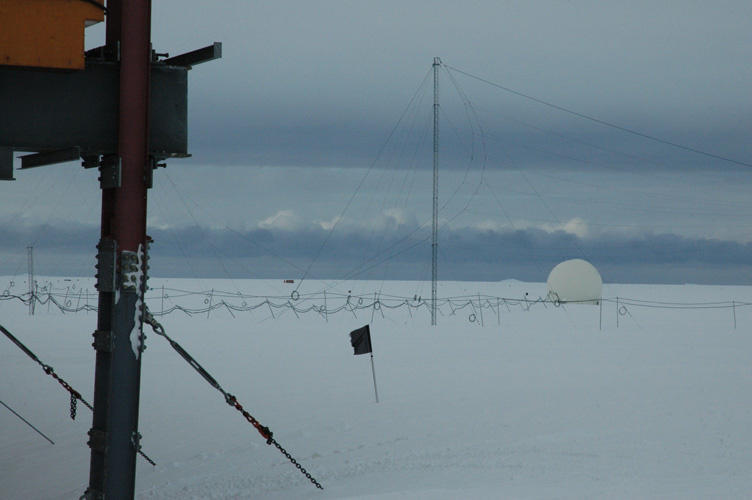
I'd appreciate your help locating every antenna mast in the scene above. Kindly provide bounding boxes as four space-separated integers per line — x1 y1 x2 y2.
431 57 440 326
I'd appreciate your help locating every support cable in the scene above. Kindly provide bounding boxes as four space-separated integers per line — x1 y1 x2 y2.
0 324 92 418
142 308 324 490
445 65 752 169
0 397 55 445
295 67 434 293
0 323 156 465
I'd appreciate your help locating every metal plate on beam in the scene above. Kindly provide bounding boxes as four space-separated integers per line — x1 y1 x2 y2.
99 155 121 189
96 237 117 292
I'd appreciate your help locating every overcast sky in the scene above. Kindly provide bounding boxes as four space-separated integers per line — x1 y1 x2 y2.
2 1 752 285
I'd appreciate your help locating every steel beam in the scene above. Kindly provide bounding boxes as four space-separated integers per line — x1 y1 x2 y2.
0 62 187 158
20 147 81 169
162 42 222 67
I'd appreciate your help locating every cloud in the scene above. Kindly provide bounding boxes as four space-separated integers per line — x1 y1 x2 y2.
145 224 752 285
257 210 301 231
5 219 752 285
314 215 343 231
540 217 590 238
5 175 752 284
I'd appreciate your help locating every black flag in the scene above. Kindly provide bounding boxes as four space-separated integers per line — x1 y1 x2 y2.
350 325 372 355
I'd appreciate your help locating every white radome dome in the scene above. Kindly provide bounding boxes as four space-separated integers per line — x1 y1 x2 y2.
547 259 603 304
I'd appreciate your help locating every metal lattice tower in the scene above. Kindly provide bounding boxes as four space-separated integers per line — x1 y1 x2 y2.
431 57 440 326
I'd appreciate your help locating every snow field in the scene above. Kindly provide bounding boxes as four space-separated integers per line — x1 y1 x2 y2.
1 278 751 499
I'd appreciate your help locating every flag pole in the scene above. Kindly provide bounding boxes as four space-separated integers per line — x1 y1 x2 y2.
370 353 379 403
350 324 378 403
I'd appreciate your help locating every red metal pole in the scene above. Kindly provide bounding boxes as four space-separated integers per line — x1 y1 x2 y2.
112 0 151 248
101 0 151 243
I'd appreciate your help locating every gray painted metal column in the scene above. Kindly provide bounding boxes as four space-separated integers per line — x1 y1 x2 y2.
83 1 152 498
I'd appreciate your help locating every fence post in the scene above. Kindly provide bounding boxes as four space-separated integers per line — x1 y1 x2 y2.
616 297 619 328
324 290 328 323
478 293 484 327
207 289 214 318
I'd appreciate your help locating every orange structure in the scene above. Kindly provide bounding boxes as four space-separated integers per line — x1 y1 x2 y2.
0 0 104 70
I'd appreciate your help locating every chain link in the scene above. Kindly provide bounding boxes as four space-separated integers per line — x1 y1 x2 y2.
132 432 157 467
43 364 94 419
2 323 152 465
139 449 157 467
271 438 324 490
226 395 322 489
47 359 155 464
70 393 78 420
145 307 323 489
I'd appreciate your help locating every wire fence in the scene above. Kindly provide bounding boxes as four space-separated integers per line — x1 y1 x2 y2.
2 278 752 329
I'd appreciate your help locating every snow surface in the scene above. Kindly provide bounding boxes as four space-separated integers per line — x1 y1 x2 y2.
2 277 752 499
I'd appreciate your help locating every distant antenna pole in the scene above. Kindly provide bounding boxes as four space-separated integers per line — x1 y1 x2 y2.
431 57 440 326
27 246 35 315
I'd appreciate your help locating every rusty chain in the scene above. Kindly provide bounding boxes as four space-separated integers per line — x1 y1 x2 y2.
42 364 93 419
144 308 324 490
271 439 324 489
1 323 155 466
225 395 323 490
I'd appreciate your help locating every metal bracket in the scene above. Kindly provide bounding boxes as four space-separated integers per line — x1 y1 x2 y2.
144 156 166 189
95 238 117 292
81 153 101 169
121 251 141 293
92 329 113 352
131 431 143 452
87 429 108 453
99 155 121 189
